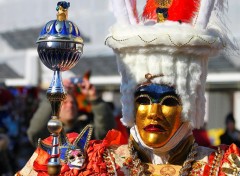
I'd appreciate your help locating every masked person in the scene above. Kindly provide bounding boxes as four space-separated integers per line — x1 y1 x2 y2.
17 0 239 175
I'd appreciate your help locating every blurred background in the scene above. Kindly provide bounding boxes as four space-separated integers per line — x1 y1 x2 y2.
0 0 239 173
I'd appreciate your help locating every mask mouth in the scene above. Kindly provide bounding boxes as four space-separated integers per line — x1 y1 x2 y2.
144 124 167 132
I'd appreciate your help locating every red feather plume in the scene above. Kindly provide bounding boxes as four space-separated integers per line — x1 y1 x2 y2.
142 0 200 23
142 0 158 21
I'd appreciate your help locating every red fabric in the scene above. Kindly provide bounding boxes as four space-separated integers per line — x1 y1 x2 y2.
224 143 240 156
33 148 49 172
218 144 240 176
203 144 240 175
32 130 125 175
142 0 200 23
108 122 128 145
192 129 211 147
79 130 126 175
202 147 215 175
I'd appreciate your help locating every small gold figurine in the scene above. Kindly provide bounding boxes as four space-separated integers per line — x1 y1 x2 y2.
56 1 70 21
155 0 173 22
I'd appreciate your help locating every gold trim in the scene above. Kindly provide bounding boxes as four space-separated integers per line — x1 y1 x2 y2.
135 94 181 106
209 147 224 176
159 95 182 106
129 137 198 175
105 34 225 48
103 148 118 175
135 94 152 105
167 34 194 47
138 35 158 43
47 92 67 102
73 124 93 152
155 0 173 8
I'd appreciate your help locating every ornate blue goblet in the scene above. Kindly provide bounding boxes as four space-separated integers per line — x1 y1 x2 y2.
36 1 83 175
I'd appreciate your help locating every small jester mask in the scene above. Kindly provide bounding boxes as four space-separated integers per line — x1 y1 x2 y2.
39 124 93 170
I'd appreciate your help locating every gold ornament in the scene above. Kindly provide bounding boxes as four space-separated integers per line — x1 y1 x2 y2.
128 138 198 175
155 0 173 22
155 0 173 8
157 13 166 23
57 5 68 21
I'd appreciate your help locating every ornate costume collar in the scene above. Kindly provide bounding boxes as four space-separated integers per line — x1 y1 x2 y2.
128 134 198 176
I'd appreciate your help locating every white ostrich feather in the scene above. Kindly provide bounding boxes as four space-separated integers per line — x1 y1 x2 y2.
125 0 138 24
109 0 137 25
194 0 216 29
207 0 238 54
109 0 130 25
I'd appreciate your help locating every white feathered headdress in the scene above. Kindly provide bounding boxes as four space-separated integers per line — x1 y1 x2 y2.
106 0 229 128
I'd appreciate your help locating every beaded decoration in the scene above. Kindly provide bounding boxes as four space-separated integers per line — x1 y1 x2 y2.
209 147 224 176
124 139 198 176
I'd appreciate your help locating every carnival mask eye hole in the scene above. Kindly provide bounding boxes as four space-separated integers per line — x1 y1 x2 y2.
77 153 82 158
160 96 180 106
135 95 151 105
69 155 75 160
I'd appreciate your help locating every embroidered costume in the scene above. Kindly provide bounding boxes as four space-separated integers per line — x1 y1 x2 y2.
17 0 240 175
17 130 240 176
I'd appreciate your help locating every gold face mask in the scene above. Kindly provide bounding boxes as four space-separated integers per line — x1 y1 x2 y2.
135 84 182 148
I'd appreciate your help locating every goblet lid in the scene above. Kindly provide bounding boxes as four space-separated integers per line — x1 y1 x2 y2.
36 1 83 44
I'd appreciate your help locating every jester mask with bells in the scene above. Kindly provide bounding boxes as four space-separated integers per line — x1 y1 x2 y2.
39 125 93 170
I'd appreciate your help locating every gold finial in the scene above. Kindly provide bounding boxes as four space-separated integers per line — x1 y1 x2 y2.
56 1 70 21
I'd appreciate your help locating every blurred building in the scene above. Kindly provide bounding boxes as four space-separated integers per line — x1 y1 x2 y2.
0 0 239 129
